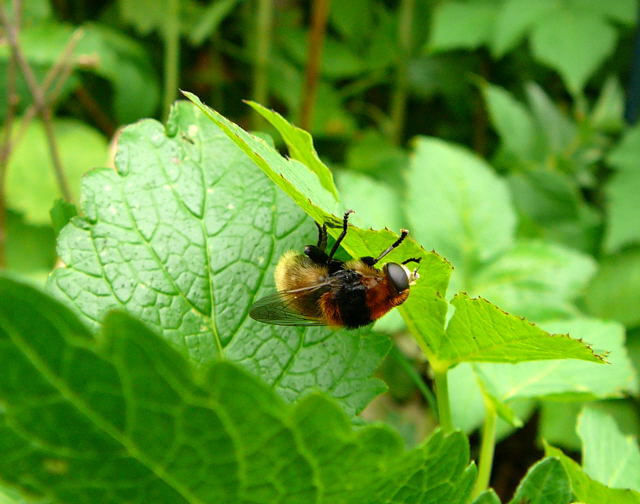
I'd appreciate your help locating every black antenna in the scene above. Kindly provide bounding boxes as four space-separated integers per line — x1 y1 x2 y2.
371 229 409 264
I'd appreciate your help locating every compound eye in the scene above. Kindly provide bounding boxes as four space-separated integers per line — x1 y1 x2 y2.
384 262 409 293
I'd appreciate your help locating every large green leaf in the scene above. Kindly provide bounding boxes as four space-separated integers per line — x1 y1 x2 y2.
0 275 477 504
47 101 390 415
6 118 107 225
530 8 616 95
546 444 640 503
577 405 640 491
406 137 516 281
440 294 604 367
508 457 572 504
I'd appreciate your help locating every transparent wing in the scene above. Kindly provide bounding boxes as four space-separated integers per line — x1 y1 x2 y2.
249 283 332 326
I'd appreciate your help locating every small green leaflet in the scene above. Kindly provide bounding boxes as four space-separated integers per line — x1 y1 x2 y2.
246 100 339 200
439 293 604 367
508 457 572 504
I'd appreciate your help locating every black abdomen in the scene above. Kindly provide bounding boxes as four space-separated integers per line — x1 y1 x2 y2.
330 270 371 329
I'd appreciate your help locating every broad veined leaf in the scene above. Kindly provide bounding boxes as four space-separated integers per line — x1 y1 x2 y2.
0 275 476 503
474 318 636 403
406 136 516 283
439 294 605 367
47 101 390 415
183 92 454 359
508 457 572 504
545 444 640 504
577 404 640 491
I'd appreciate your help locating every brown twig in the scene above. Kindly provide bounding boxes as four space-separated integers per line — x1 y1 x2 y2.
299 0 331 131
8 28 85 156
0 0 22 269
0 1 73 202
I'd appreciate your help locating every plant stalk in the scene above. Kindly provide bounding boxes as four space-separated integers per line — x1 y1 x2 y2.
162 0 181 121
389 0 415 145
252 0 273 127
299 0 331 131
471 398 497 499
433 365 453 432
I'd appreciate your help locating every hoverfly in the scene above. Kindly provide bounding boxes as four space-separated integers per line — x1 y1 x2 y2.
250 210 420 328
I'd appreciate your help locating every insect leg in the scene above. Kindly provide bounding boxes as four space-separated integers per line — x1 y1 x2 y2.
304 245 330 264
402 257 422 265
315 222 328 250
328 210 354 259
370 229 409 264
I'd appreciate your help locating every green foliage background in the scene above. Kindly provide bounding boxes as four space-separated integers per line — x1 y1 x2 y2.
1 0 640 503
